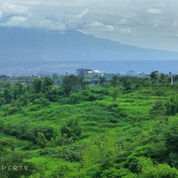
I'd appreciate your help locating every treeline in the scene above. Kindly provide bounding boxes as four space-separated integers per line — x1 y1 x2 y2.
0 72 178 110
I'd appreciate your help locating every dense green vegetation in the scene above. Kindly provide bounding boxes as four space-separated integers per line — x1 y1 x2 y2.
0 72 178 177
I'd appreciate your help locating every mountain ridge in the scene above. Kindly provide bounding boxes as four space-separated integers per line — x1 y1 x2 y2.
1 26 178 61
0 26 178 75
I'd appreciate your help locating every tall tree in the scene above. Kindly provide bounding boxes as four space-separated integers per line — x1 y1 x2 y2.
42 76 54 93
32 78 42 93
62 75 86 95
110 75 120 88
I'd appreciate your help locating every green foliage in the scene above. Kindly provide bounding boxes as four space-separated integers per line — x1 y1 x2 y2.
40 145 81 162
7 106 19 115
99 76 106 85
102 168 130 178
111 88 119 101
0 96 6 106
82 134 118 170
33 98 50 107
36 132 48 148
0 138 15 152
0 74 177 177
137 157 178 178
61 118 82 140
28 104 41 111
164 119 178 167
32 78 42 93
150 71 159 81
66 90 102 104
110 75 120 88
42 76 54 92
62 75 86 95
50 161 78 178
165 97 178 116
0 139 38 178
3 88 12 104
150 101 166 117
122 77 133 91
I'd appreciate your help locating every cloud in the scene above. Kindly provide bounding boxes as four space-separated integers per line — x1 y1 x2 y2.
37 19 66 30
0 2 29 15
105 25 115 31
65 8 89 29
119 27 135 35
0 10 2 18
89 21 104 28
5 16 26 26
75 9 88 19
0 0 178 51
147 8 162 15
119 18 130 25
152 23 160 28
88 21 115 31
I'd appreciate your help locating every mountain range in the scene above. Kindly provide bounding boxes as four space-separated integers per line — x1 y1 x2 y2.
0 26 178 75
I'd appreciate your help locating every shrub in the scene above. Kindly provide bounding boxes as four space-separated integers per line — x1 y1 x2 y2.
36 132 48 148
8 106 19 115
150 101 166 117
40 145 81 162
137 157 178 178
33 98 50 107
61 119 82 140
165 97 178 116
28 104 41 111
102 168 131 178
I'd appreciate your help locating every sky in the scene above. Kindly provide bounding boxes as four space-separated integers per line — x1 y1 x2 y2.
0 0 178 51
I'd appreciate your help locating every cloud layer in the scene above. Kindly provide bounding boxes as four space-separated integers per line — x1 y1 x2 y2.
0 0 178 51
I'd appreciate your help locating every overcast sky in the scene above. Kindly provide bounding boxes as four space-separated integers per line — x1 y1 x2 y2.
0 0 178 51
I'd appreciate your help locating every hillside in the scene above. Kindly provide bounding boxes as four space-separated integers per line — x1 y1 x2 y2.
0 75 178 177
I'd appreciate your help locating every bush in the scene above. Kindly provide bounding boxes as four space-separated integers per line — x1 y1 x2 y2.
0 97 6 106
55 134 74 146
165 97 178 116
67 90 100 104
40 145 81 162
155 91 164 96
137 157 178 178
50 161 76 178
7 106 19 115
150 101 166 117
85 164 102 178
61 119 82 140
36 132 48 148
164 120 178 167
28 104 41 111
33 98 50 107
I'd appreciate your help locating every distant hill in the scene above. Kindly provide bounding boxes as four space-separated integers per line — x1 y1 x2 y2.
0 26 178 75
